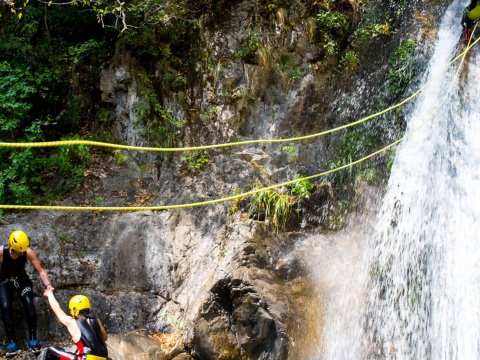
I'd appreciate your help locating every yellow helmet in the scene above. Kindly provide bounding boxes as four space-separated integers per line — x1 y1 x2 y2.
8 230 29 252
69 295 91 317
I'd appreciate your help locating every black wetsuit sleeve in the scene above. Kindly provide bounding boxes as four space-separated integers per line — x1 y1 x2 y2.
469 0 478 11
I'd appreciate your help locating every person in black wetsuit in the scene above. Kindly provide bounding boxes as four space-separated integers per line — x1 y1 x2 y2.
43 290 109 360
0 230 53 356
463 0 480 42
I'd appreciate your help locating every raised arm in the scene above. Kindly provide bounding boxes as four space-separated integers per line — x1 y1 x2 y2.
44 289 81 342
27 249 53 290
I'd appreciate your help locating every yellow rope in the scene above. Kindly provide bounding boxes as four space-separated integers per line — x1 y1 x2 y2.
0 36 478 153
0 26 474 211
0 143 399 211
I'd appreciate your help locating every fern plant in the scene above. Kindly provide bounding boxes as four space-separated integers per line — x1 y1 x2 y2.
248 188 293 230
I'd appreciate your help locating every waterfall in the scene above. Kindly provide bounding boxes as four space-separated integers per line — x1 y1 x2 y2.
314 0 480 358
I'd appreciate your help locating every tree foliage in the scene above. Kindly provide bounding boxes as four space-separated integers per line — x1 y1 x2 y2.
0 2 105 204
2 0 197 32
0 0 202 205
0 59 91 204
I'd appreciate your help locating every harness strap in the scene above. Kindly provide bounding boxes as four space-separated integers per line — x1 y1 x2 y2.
1 277 20 288
465 28 473 42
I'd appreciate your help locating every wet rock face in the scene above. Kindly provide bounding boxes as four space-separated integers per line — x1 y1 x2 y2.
0 214 172 339
0 0 452 358
106 333 172 359
193 278 280 360
0 207 297 359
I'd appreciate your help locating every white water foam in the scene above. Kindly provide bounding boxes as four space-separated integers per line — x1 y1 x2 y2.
315 1 480 358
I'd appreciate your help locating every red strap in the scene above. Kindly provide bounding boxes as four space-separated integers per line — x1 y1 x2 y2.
465 28 473 43
59 353 76 360
76 339 85 354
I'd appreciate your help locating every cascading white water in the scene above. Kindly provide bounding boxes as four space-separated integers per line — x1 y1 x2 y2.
363 1 480 358
313 1 480 359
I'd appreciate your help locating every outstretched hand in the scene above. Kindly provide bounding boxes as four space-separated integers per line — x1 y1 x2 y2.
43 287 55 297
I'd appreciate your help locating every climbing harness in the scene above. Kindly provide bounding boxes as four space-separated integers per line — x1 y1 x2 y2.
464 23 474 43
0 25 477 212
462 8 471 42
462 7 478 44
1 277 19 288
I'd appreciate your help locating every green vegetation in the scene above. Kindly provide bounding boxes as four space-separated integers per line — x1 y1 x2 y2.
276 52 301 80
68 39 102 66
317 9 348 31
289 67 302 81
0 0 397 211
180 151 209 173
388 39 417 97
219 245 228 257
57 231 73 245
356 22 393 40
289 175 314 199
200 106 218 120
282 144 297 161
163 69 188 92
94 196 105 205
0 3 111 204
340 50 359 71
282 144 296 155
222 87 246 102
247 175 314 230
316 5 349 57
357 168 380 186
136 88 186 148
5 0 125 27
277 52 295 72
76 249 87 258
326 125 375 182
248 188 293 230
160 311 185 333
387 148 396 173
234 28 261 60
112 150 129 165
228 187 244 214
